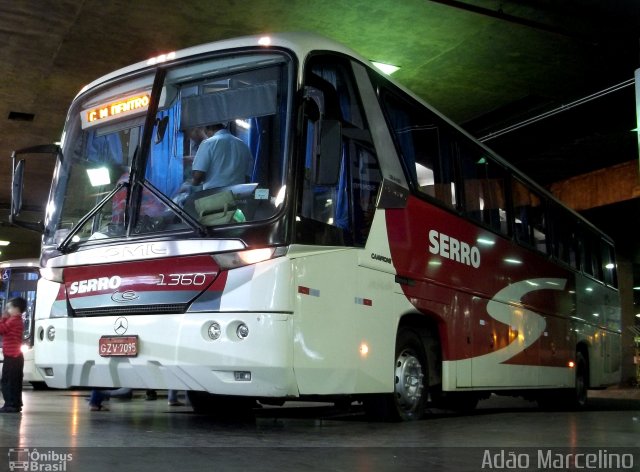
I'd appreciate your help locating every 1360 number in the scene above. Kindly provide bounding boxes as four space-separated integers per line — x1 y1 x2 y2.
157 273 207 286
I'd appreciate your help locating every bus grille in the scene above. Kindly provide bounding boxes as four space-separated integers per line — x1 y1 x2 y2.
72 304 187 317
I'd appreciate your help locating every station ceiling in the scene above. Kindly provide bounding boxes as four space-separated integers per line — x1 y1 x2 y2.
0 0 639 263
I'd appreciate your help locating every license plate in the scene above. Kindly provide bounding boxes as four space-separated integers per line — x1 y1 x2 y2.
99 335 138 357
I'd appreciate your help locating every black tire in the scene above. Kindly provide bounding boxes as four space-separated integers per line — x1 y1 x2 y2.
573 351 589 408
537 351 588 410
187 391 256 419
30 381 50 391
364 328 428 421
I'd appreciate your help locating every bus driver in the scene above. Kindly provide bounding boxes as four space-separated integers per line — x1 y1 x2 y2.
191 123 253 190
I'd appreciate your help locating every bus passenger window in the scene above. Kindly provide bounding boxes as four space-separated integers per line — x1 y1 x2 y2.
458 143 507 235
377 86 456 209
601 241 617 287
512 179 547 253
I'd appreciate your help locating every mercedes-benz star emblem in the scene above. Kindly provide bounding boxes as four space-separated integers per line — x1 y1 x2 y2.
114 317 128 335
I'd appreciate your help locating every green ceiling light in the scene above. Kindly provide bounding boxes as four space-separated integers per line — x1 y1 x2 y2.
371 61 400 75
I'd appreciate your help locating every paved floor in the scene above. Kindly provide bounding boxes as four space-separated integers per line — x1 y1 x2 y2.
0 387 639 471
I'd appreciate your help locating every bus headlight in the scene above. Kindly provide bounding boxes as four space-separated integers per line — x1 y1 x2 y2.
207 322 221 340
46 326 56 341
236 323 249 339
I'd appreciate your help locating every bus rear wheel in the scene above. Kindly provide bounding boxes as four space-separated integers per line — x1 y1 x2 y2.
573 351 589 408
537 351 589 410
364 328 428 421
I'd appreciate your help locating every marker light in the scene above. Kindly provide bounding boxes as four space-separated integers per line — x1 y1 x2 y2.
568 361 575 368
147 51 176 66
359 343 370 357
371 61 400 75
21 344 29 354
258 36 271 46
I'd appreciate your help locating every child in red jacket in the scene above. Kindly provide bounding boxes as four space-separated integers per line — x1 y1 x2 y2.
0 297 26 413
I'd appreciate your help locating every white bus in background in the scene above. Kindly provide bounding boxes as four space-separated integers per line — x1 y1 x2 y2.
9 33 620 420
0 258 47 389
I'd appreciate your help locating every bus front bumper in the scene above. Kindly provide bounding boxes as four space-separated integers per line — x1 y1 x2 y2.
34 312 298 397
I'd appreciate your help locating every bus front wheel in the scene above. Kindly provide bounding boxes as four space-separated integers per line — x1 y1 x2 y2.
364 328 428 421
187 391 256 418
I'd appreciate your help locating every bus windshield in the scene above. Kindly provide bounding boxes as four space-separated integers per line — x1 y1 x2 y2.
45 51 291 247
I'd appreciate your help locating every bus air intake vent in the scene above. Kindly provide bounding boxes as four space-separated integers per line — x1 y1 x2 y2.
73 304 187 317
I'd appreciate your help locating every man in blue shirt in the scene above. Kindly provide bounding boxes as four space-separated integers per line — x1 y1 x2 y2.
191 123 253 189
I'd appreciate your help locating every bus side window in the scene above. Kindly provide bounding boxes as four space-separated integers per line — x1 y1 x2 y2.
297 56 381 247
511 179 548 254
601 240 617 287
550 206 578 268
457 142 508 235
377 85 456 209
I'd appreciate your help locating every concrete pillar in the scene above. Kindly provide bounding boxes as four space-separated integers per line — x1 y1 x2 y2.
617 256 637 385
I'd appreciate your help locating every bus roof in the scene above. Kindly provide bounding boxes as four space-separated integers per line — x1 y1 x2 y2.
75 32 369 100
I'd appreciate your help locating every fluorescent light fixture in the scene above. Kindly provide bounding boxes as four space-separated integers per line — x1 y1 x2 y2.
235 119 251 129
371 61 400 75
0 240 10 246
86 167 111 187
504 258 522 264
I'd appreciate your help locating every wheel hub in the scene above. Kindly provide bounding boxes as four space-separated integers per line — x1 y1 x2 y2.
394 350 424 412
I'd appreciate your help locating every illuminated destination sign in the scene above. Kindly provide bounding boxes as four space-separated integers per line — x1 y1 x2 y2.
82 93 150 128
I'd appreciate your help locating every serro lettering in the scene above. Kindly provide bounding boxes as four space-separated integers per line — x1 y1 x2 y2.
428 229 480 268
69 275 122 295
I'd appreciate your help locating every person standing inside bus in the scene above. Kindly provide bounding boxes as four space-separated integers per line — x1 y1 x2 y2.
191 123 253 189
0 297 26 413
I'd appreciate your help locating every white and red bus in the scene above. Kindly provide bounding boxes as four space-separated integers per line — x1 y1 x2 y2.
0 258 47 389
10 33 620 420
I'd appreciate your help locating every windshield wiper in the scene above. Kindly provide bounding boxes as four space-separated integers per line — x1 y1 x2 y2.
57 181 128 253
140 180 208 236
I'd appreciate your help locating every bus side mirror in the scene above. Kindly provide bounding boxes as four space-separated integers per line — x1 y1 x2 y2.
11 159 25 217
9 144 60 232
315 119 342 186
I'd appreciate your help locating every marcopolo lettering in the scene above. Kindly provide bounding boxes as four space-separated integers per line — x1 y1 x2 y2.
69 275 122 295
371 253 392 264
428 229 480 268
